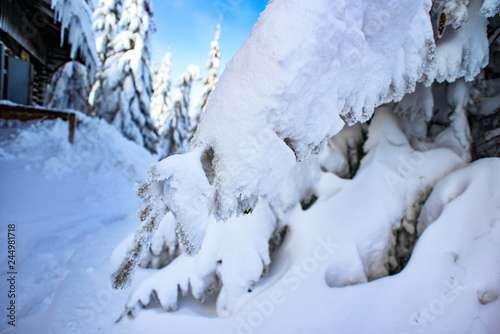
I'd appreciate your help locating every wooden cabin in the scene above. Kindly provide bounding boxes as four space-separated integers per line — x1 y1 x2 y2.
0 0 95 142
0 0 95 106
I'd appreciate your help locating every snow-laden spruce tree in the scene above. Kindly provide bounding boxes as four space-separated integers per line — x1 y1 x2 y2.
112 0 500 317
178 64 201 127
90 0 121 117
89 0 158 153
92 0 122 64
192 21 222 130
47 61 89 113
150 52 173 133
156 65 201 158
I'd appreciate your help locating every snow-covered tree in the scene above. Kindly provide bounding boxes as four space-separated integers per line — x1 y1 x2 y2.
47 61 89 113
112 0 500 319
157 101 187 158
156 65 201 158
89 0 158 153
179 64 201 124
90 0 122 117
192 21 221 129
93 0 122 64
150 52 173 133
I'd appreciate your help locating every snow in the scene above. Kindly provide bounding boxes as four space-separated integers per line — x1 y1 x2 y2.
90 0 158 153
93 0 121 62
151 52 173 133
479 90 500 115
121 200 276 317
480 0 500 16
428 0 490 83
1 104 499 333
113 0 500 309
2 0 500 333
116 109 499 333
47 61 89 114
0 112 154 333
51 0 98 75
141 0 438 256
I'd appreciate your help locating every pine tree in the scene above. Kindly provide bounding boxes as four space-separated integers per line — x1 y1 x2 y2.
150 52 173 133
89 0 158 153
47 61 89 114
158 65 200 158
89 0 122 117
112 1 500 308
179 65 201 122
195 20 221 126
92 0 122 64
159 100 188 158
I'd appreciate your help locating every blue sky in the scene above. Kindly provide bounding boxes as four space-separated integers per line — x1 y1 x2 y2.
151 0 269 81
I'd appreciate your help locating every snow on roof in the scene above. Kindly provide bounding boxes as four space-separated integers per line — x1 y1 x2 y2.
51 0 98 74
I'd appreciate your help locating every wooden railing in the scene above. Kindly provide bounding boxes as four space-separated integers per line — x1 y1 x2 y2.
0 104 76 143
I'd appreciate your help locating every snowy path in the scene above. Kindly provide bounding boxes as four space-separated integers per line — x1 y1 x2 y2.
0 118 154 333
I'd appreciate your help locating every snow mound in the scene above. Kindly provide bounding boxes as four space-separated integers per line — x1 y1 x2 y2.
116 107 467 320
248 158 500 334
109 111 499 333
0 111 152 182
283 107 465 286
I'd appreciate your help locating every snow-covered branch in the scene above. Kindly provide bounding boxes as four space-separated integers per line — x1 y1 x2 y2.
112 0 500 295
